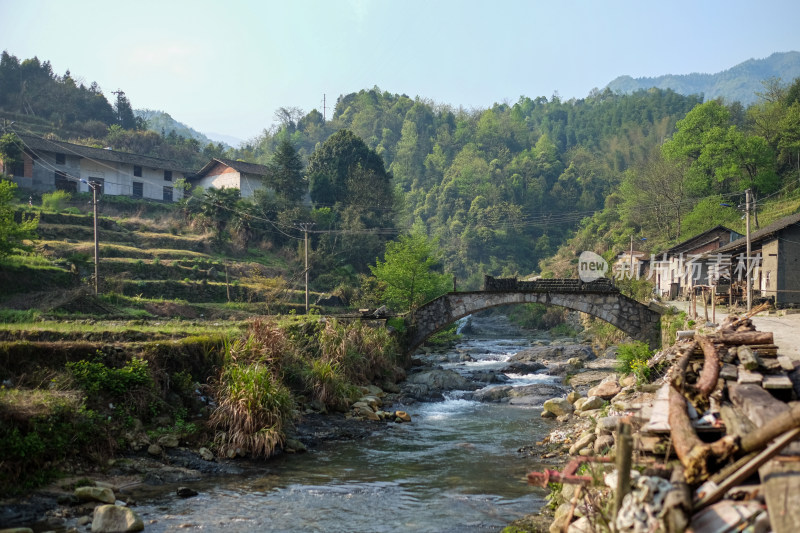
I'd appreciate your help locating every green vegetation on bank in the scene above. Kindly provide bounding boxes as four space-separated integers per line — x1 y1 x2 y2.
0 315 402 496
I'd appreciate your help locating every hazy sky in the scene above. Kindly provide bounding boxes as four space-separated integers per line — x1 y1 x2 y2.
1 0 799 144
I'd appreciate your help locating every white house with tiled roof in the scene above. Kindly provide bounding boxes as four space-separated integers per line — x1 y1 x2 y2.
190 158 271 198
2 134 191 202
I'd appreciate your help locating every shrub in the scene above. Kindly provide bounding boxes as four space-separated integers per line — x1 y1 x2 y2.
41 190 72 212
615 341 653 383
0 388 107 495
209 363 295 458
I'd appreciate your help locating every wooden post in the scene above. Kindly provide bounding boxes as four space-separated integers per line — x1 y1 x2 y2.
615 421 633 519
711 285 716 324
703 287 709 322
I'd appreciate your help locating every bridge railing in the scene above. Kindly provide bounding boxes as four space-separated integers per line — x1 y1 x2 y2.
483 275 618 293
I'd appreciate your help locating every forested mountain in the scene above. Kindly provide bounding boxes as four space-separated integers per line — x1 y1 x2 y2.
607 51 800 107
245 88 703 287
135 109 230 149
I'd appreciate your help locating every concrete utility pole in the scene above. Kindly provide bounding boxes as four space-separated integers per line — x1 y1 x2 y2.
629 235 634 278
89 181 101 295
746 188 752 312
298 223 314 314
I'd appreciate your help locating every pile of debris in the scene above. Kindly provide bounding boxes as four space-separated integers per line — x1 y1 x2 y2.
528 305 800 532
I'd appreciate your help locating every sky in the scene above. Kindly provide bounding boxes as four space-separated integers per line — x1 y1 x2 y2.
1 0 799 145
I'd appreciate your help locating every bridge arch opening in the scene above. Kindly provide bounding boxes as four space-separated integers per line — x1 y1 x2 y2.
406 278 661 353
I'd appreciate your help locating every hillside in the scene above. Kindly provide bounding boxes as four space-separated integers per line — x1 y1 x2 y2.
135 109 235 149
606 51 800 105
0 196 323 319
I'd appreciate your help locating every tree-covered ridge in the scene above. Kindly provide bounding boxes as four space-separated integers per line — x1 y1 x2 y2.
541 77 800 278
607 51 800 107
248 87 701 287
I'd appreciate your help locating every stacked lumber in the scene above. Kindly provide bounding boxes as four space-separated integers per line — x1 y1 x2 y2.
664 308 800 532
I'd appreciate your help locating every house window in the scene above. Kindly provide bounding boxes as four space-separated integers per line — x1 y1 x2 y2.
163 186 173 202
54 171 76 193
164 170 172 182
88 178 104 195
55 153 66 165
133 165 142 177
132 181 143 198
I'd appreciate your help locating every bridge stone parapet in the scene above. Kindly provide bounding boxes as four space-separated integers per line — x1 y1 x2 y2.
407 279 661 353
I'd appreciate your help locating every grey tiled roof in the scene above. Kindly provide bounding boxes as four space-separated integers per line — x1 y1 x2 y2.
16 134 191 173
715 212 800 253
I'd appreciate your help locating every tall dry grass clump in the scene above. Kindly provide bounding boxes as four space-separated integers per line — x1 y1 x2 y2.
210 363 295 458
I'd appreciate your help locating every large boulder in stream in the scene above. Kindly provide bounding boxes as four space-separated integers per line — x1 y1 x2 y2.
510 345 596 364
401 369 479 401
472 383 567 404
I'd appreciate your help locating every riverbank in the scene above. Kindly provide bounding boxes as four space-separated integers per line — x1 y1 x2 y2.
506 303 800 533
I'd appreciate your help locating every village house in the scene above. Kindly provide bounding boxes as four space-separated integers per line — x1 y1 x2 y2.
1 134 191 202
651 225 742 300
191 158 271 198
709 212 800 307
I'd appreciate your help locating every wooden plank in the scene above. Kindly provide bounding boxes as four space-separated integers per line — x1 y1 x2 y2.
719 404 756 441
720 364 738 381
763 375 794 390
778 356 796 372
760 460 800 533
759 358 782 371
689 500 762 533
728 383 789 428
737 369 763 385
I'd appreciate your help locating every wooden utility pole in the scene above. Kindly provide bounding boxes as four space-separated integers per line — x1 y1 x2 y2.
746 188 752 312
299 223 314 314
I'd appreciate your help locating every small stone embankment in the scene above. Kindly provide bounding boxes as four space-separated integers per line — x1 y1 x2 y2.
507 311 800 533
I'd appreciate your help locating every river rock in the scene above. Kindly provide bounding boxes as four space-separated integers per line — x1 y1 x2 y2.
578 395 604 412
588 378 621 400
199 447 214 461
567 357 584 369
550 503 575 533
91 504 144 532
573 397 588 411
568 433 596 455
75 486 115 504
567 391 583 404
511 344 595 364
594 434 615 454
285 438 307 453
354 405 380 421
568 515 592 533
468 371 510 383
543 398 574 417
363 385 385 397
395 410 411 422
541 409 556 418
504 361 547 374
147 444 163 456
157 434 179 448
471 385 513 402
597 415 623 433
405 369 474 391
177 487 198 498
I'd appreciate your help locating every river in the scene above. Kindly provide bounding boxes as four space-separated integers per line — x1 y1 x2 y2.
130 326 556 532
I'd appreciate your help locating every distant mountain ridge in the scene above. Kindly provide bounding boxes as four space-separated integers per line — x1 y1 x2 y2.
134 109 238 149
606 51 800 105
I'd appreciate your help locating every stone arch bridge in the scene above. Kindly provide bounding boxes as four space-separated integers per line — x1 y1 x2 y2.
406 277 662 352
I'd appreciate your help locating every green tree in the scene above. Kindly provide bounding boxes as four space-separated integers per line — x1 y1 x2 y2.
369 232 452 312
307 129 392 209
0 133 23 175
195 187 241 244
0 179 38 259
269 137 305 202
